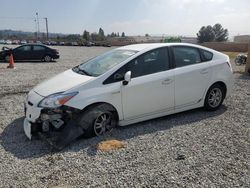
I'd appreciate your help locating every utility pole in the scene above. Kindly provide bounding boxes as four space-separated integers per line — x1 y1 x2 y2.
36 12 40 39
45 17 49 40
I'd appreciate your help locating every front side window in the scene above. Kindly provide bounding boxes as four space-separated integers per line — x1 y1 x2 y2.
128 47 169 78
17 45 31 52
173 46 201 67
76 49 137 76
103 47 170 84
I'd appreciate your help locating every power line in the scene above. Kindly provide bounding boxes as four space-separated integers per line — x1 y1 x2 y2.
0 17 35 20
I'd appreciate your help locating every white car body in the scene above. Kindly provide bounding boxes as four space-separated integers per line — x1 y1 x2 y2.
23 43 233 139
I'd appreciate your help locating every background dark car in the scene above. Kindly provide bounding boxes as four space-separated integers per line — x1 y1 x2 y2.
0 44 59 62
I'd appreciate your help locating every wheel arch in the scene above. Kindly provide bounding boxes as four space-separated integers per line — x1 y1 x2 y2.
81 102 120 121
209 81 227 98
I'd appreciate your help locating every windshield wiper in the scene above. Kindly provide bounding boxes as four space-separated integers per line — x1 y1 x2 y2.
72 66 92 76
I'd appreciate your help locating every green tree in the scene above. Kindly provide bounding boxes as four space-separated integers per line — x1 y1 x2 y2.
98 28 105 40
91 32 99 41
145 33 149 37
197 24 228 43
83 30 90 41
164 37 181 43
121 32 125 37
213 23 228 42
197 25 215 43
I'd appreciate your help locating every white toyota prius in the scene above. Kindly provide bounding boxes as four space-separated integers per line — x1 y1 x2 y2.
23 43 233 149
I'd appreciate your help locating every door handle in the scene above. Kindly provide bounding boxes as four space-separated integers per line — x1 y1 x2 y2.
200 69 209 74
162 78 173 85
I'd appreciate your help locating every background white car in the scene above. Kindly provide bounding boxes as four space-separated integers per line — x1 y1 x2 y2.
23 43 233 149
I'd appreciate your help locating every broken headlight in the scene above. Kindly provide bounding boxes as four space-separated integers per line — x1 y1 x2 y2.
38 92 78 108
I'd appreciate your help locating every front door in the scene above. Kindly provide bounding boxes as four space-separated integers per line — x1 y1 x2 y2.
13 45 32 60
121 47 175 120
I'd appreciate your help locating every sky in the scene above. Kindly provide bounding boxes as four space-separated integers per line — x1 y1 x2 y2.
0 0 250 37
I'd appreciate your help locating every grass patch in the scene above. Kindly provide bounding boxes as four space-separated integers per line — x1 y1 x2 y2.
96 139 126 152
222 52 247 59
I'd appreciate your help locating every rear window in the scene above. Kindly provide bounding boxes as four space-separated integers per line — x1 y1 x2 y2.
200 49 213 61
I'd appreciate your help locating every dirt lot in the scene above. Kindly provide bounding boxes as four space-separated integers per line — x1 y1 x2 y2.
0 45 249 187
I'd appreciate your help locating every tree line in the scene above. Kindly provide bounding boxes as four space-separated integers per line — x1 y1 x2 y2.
82 28 126 42
197 23 228 43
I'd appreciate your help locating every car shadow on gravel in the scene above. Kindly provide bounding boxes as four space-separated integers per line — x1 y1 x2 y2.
238 74 250 80
0 106 227 159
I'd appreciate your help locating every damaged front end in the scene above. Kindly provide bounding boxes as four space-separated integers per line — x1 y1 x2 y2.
24 91 84 150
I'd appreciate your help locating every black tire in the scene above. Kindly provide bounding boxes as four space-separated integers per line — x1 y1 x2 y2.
204 84 226 111
5 55 10 62
43 55 52 62
76 104 118 138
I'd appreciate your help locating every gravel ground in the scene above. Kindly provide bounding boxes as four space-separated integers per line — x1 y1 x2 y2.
0 45 249 187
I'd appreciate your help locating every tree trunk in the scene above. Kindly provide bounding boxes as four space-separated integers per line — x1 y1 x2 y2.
245 43 250 74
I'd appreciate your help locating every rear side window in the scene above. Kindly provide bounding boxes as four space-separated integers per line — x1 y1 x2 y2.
200 49 213 61
173 46 201 67
33 45 45 51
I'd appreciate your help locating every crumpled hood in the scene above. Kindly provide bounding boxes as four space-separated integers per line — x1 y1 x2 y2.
34 69 93 96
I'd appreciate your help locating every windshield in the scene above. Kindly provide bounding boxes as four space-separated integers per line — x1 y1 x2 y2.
76 49 137 76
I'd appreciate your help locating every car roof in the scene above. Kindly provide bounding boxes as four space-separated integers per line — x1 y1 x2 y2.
118 43 212 52
17 44 49 48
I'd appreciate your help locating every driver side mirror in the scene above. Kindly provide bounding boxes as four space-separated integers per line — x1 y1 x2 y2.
123 71 131 85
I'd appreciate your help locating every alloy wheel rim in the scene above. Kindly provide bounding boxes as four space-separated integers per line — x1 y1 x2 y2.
45 56 51 62
94 113 112 136
208 88 222 108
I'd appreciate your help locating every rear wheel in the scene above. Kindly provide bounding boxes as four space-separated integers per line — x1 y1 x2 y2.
76 104 118 138
44 55 52 62
204 84 225 111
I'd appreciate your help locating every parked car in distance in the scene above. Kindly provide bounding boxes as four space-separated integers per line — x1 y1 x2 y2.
59 42 65 45
5 40 12 45
20 40 27 45
23 43 233 149
12 40 20 45
0 44 59 62
0 39 6 44
50 41 57 45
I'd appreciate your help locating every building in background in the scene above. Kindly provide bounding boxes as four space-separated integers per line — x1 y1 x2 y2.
180 37 198 44
234 35 250 43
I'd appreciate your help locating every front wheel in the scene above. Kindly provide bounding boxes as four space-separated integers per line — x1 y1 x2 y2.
204 84 225 111
76 104 118 138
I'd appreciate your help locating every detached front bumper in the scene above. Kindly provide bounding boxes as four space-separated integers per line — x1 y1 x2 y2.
23 91 80 140
23 90 43 139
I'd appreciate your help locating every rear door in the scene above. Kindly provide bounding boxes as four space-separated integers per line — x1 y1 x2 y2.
32 45 46 60
172 46 212 109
